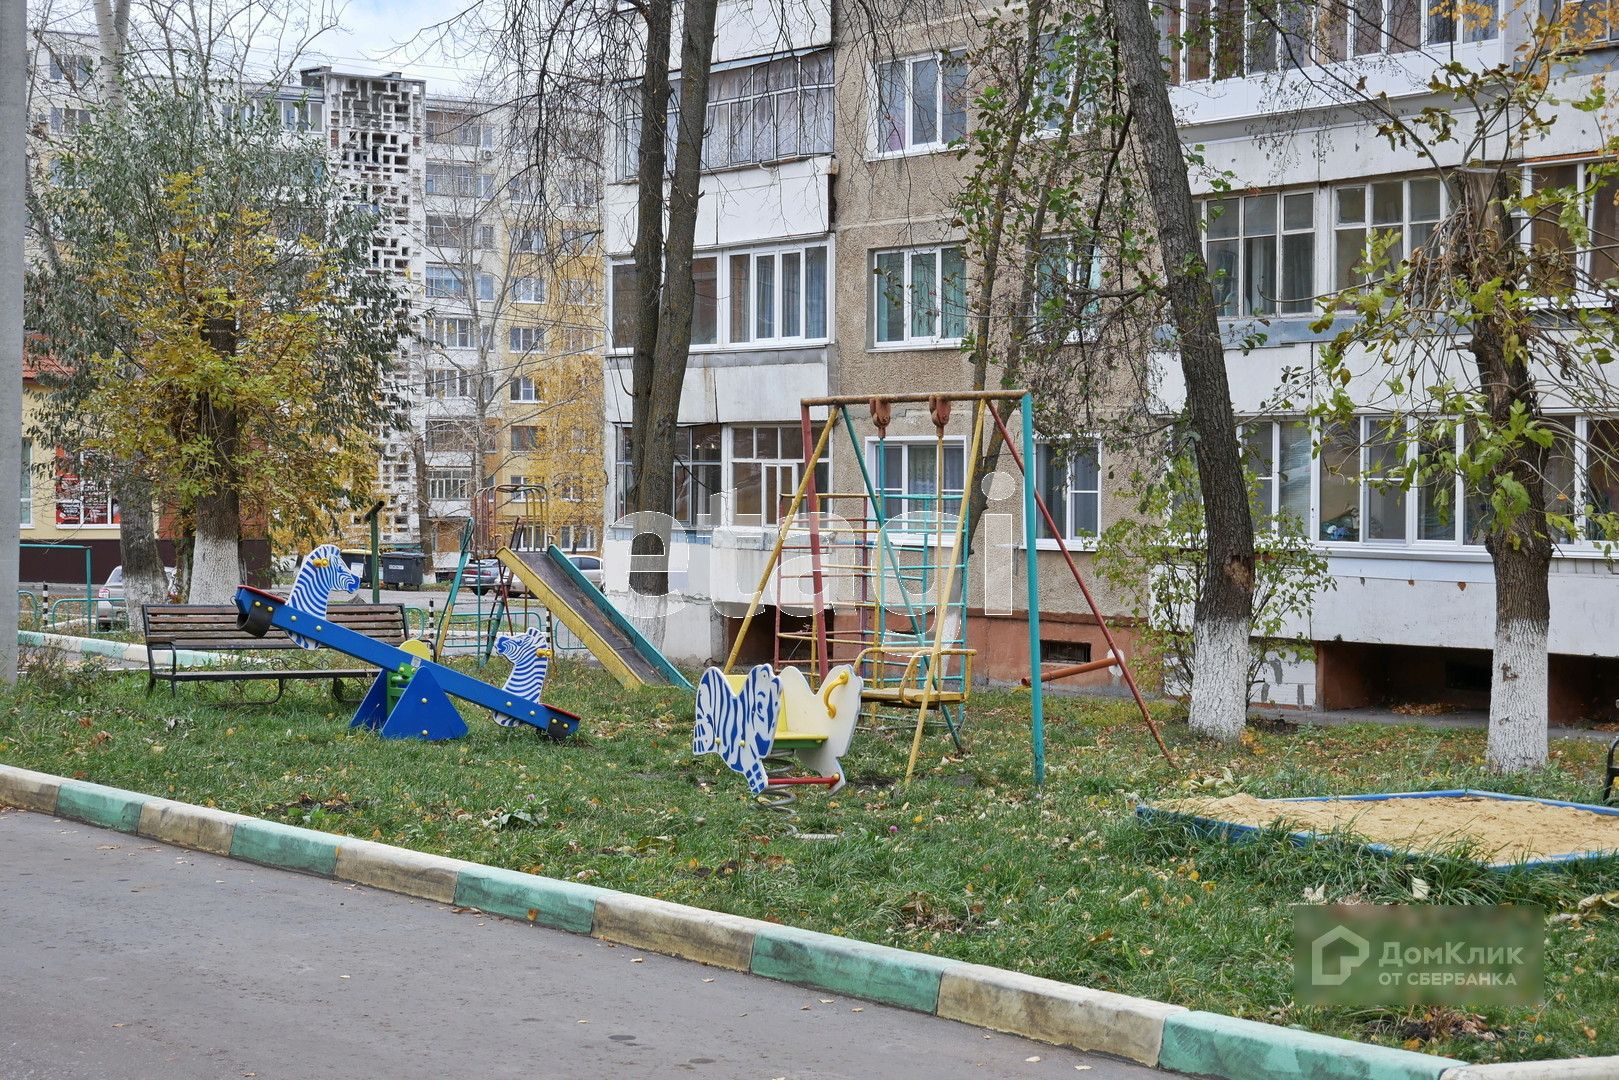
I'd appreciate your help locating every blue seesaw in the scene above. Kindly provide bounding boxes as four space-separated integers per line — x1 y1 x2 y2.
232 547 580 741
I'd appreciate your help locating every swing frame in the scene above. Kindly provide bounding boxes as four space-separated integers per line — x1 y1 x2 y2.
722 391 1174 787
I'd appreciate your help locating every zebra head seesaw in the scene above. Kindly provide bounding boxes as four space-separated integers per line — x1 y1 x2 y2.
693 663 863 796
492 627 551 729
232 550 582 742
285 544 362 648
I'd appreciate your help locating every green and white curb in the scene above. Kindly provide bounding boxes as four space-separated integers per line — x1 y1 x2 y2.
2 764 1611 1080
19 630 222 667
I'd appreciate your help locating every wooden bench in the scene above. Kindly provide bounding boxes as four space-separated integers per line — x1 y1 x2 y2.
143 602 410 703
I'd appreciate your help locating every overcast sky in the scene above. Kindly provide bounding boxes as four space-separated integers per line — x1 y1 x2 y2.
307 0 486 88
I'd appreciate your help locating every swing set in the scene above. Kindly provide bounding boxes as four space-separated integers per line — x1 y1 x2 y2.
722 390 1174 786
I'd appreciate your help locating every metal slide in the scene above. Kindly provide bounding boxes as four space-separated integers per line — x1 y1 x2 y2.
494 546 692 691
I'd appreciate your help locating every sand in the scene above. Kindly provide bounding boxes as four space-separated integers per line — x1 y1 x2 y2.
1156 793 1619 863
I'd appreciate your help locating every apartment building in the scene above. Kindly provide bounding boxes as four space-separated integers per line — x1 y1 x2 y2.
1158 2 1619 719
606 0 1619 722
602 0 837 659
20 32 606 572
416 94 606 568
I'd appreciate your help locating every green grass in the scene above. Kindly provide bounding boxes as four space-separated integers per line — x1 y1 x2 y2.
2 651 1617 1064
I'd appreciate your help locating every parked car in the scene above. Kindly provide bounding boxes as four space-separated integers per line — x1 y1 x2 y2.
97 565 179 628
567 553 603 587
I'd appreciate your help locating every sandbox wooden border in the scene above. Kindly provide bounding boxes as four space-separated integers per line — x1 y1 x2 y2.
1136 788 1619 871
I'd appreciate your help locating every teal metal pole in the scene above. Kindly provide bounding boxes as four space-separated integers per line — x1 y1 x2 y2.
1019 394 1045 786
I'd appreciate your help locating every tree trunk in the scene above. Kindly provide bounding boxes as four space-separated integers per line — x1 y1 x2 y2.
1110 0 1255 741
411 436 434 562
1458 168 1553 772
626 0 673 507
113 472 168 622
631 0 719 596
188 486 242 603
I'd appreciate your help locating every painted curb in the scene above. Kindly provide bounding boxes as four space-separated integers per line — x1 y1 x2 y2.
1440 1060 1619 1079
749 922 959 1013
591 891 757 972
1160 1011 1465 1080
18 630 221 667
0 764 1585 1077
0 764 61 814
937 963 1185 1067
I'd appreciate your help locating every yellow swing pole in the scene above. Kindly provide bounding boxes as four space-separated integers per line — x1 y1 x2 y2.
721 416 840 674
903 400 986 785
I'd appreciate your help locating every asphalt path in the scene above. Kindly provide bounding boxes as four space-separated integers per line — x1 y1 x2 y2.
0 810 1167 1080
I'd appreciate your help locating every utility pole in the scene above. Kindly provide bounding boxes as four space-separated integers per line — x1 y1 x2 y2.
0 0 25 683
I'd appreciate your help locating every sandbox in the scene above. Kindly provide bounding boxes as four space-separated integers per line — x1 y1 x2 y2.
1138 789 1619 870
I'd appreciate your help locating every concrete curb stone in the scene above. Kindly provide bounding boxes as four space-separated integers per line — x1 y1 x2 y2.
591 891 758 971
2 764 1593 1078
1159 1011 1466 1080
1440 1060 1619 1079
0 764 61 813
937 962 1185 1066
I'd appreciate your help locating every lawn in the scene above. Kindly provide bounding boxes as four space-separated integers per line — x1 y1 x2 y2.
2 650 1616 1065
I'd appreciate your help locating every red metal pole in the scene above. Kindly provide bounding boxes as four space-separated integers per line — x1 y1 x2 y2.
801 403 830 680
985 403 1176 768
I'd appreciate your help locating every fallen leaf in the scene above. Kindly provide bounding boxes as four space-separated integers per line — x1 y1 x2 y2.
819 998 834 1003
702 978 715 983
851 1007 863 1013
1026 1056 1041 1062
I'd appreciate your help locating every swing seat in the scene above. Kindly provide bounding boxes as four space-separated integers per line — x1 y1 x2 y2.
853 645 976 707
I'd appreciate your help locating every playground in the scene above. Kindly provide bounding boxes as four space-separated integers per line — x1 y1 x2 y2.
2 652 1617 1066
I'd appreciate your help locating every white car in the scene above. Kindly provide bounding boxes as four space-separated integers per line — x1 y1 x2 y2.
97 565 179 627
567 554 603 587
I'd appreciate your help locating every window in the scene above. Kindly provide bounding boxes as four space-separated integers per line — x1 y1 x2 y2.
611 243 829 350
48 53 93 84
54 453 118 526
425 368 490 399
426 419 473 452
1033 238 1102 340
425 264 467 300
1524 161 1619 291
19 441 31 527
560 326 599 354
1161 0 1492 83
1240 420 1312 530
618 50 834 179
425 163 493 198
559 227 599 253
1203 192 1316 315
1034 441 1103 541
510 375 539 402
1334 178 1446 290
1317 420 1361 541
426 215 494 250
425 109 494 147
872 439 965 528
561 277 599 304
512 276 545 303
476 274 496 302
876 50 968 154
511 426 539 452
48 107 91 135
512 227 546 254
428 467 472 502
872 245 967 345
279 100 322 131
613 425 722 526
509 326 545 353
729 426 828 526
426 317 474 349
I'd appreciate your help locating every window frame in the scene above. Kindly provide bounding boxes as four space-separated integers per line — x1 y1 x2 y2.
870 244 968 348
1032 438 1104 546
608 239 833 352
872 49 969 158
